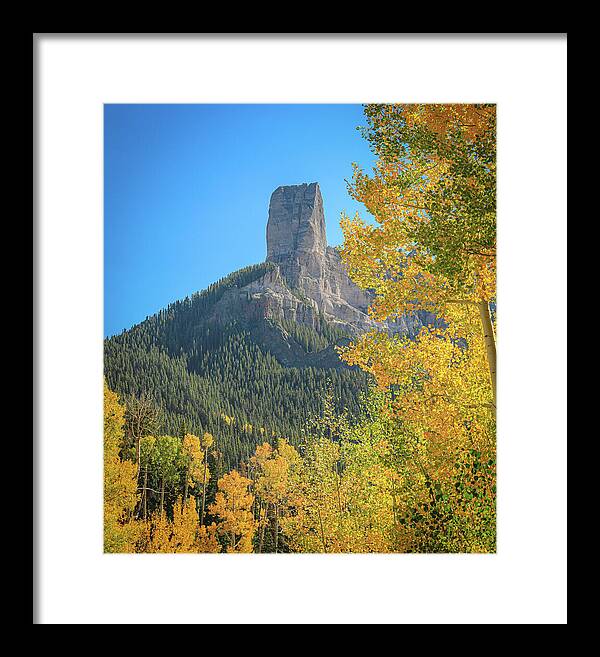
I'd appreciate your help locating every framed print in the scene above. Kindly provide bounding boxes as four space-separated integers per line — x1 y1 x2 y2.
34 33 567 624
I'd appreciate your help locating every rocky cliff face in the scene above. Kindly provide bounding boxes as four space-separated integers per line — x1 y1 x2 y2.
212 182 430 339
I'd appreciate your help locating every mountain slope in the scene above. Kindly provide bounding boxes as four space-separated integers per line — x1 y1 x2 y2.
104 183 430 468
105 263 371 468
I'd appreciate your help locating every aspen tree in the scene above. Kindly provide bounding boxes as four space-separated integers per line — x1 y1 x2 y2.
341 103 496 408
209 470 256 553
104 381 142 552
124 393 161 477
199 432 214 526
181 434 204 507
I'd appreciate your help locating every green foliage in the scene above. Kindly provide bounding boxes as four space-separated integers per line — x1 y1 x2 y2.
279 315 349 353
399 448 496 553
105 264 370 470
281 388 496 553
361 103 496 288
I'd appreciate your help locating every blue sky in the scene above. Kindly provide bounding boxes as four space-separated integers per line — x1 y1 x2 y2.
104 104 376 337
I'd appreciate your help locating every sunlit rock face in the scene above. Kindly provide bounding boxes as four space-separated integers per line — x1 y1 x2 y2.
213 182 431 339
263 183 374 333
266 182 327 263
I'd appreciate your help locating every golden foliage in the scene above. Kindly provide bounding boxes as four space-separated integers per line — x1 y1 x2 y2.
146 496 221 553
182 434 206 488
200 432 214 450
196 522 221 553
209 470 256 553
333 103 497 552
342 103 496 314
103 380 143 553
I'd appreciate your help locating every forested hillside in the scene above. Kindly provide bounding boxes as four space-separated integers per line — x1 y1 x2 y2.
105 263 371 469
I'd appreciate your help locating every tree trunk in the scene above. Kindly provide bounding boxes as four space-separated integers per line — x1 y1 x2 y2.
231 494 236 552
336 464 343 517
143 462 148 521
183 463 189 507
160 476 165 515
478 300 497 410
135 436 141 477
258 503 265 554
200 449 208 526
317 508 327 553
274 503 279 554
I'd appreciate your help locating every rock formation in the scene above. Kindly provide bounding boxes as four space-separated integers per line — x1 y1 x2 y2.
212 182 430 339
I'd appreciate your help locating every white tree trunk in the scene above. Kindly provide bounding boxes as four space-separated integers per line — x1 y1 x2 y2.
478 300 496 410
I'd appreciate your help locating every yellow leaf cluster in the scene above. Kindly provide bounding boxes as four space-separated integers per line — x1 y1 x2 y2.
209 470 256 553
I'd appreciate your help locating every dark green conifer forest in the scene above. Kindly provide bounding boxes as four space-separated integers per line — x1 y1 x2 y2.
104 263 371 470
